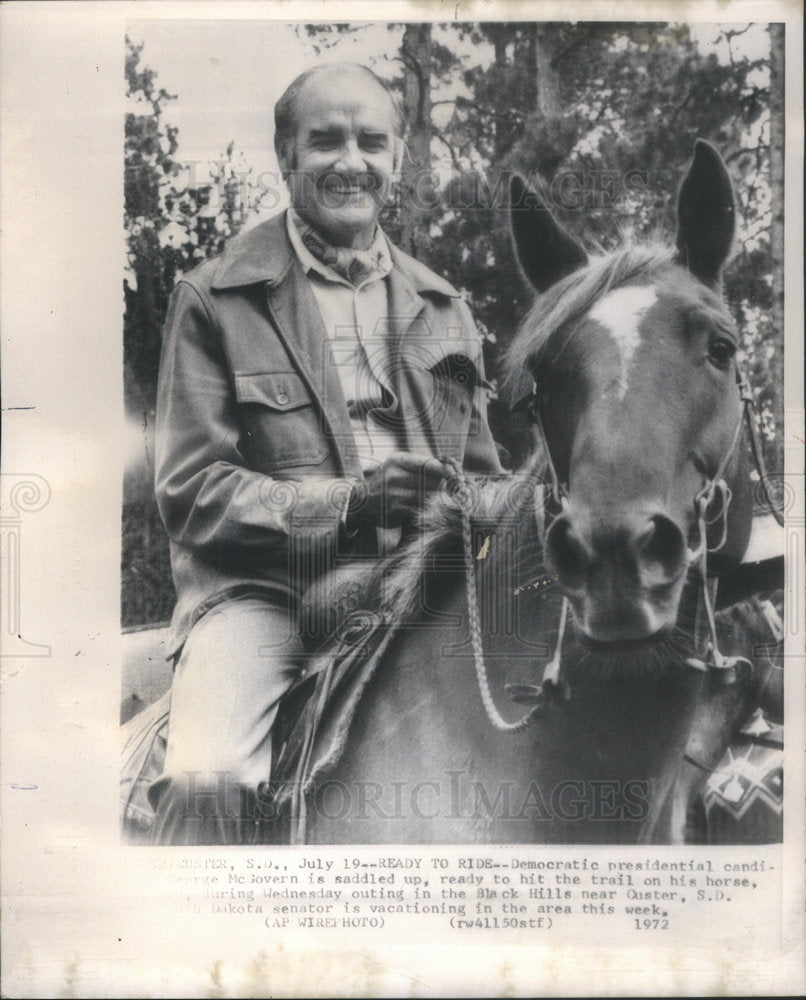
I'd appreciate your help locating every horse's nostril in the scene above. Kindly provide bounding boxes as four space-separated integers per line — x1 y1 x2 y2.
546 516 589 591
638 514 687 581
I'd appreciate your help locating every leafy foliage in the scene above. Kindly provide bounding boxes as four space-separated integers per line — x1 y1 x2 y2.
376 22 780 471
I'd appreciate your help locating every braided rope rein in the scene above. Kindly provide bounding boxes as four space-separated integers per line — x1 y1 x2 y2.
443 458 543 733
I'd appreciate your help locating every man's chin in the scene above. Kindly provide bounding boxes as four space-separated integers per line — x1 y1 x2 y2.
312 208 381 248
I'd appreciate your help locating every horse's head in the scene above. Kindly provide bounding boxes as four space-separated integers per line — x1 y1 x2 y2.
508 141 752 650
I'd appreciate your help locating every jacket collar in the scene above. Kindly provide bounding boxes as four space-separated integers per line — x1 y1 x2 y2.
210 210 462 300
388 242 461 299
210 213 294 290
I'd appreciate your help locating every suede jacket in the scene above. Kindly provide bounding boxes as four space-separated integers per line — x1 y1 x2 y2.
155 212 503 657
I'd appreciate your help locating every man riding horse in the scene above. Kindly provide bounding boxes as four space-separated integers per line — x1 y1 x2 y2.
149 62 503 844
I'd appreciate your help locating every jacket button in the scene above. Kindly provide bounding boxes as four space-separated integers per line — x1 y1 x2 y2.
276 391 289 406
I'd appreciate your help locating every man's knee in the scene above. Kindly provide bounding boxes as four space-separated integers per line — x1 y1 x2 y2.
149 770 280 845
150 769 235 818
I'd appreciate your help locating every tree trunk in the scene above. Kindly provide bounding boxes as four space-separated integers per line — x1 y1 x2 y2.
399 23 433 259
535 24 561 119
768 22 784 472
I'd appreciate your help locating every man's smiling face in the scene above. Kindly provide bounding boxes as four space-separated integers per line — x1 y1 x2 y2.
281 68 400 250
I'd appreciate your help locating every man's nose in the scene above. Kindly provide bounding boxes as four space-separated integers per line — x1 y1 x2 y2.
336 139 365 171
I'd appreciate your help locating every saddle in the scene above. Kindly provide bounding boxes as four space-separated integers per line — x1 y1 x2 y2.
269 554 421 842
119 561 401 843
120 687 172 843
120 569 784 844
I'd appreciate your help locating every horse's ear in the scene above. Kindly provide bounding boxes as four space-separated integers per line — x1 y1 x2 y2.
510 174 587 293
675 140 735 287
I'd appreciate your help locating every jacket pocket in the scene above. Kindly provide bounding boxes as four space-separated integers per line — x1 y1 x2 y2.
424 354 484 459
429 353 492 392
234 371 330 470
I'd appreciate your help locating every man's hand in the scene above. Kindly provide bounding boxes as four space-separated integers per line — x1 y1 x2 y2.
348 452 451 529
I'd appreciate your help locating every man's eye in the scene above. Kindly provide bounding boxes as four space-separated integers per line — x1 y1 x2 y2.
708 337 737 369
361 137 389 152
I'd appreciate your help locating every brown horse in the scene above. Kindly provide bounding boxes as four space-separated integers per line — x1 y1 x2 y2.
269 141 782 844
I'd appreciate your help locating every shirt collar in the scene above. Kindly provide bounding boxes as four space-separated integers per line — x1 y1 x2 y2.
209 211 461 300
286 208 392 287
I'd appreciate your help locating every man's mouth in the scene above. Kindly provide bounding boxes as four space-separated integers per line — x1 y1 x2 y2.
321 174 380 196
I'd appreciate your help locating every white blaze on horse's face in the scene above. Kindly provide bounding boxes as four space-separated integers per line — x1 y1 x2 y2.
542 276 737 645
511 142 751 654
588 285 658 399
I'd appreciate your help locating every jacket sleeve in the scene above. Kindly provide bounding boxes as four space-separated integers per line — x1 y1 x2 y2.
154 280 352 569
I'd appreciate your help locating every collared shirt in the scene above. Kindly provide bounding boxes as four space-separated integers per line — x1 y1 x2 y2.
286 210 401 474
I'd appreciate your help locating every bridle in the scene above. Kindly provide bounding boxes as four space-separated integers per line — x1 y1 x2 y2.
447 363 784 733
285 368 782 844
529 364 780 526
685 367 784 678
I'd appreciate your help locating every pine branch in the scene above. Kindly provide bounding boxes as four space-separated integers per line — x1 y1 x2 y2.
432 125 462 171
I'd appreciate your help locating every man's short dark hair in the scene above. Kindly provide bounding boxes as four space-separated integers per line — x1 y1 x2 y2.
274 62 404 167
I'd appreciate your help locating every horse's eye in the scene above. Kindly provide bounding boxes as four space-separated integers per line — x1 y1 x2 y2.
708 337 737 369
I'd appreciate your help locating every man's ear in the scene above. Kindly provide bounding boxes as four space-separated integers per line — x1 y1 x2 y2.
392 136 405 174
275 137 294 181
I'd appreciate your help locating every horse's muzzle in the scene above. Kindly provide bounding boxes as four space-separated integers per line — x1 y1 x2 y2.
545 508 689 641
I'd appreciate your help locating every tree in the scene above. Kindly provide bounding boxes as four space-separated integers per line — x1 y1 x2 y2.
122 38 270 625
399 23 435 258
124 36 179 420
125 38 271 419
766 22 785 474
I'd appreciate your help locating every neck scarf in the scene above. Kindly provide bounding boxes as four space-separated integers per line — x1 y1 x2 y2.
292 212 390 287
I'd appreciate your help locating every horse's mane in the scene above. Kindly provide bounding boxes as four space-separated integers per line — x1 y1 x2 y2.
502 243 730 405
360 471 540 628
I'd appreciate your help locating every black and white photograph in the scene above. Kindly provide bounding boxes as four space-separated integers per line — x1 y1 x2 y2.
119 18 787 847
2 2 803 996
